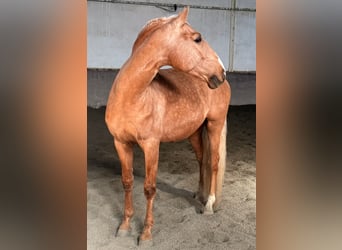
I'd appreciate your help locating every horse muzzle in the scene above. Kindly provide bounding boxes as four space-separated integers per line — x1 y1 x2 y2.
208 72 226 89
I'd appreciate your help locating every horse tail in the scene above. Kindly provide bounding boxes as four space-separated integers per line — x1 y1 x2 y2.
201 118 227 210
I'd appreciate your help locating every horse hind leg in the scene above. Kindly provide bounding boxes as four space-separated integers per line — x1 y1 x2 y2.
114 139 134 236
189 125 208 204
203 119 227 214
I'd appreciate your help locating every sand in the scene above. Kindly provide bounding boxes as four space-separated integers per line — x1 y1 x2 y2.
87 105 256 250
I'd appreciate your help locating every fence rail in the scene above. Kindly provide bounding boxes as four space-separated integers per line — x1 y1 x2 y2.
87 0 256 12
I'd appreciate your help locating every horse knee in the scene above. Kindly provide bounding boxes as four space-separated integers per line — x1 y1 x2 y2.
144 185 156 199
122 179 133 191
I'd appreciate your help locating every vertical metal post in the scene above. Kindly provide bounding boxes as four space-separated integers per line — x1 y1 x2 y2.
228 0 236 72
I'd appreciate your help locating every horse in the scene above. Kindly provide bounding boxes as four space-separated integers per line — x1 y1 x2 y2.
105 7 231 243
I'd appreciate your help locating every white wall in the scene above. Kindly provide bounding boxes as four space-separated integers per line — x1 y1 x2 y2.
87 0 255 72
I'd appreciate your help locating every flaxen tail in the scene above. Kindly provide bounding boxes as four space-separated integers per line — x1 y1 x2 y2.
201 119 227 210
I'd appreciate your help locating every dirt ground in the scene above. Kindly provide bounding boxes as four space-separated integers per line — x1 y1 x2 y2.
87 105 256 250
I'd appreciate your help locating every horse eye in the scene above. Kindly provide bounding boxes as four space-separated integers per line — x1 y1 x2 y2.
194 36 202 43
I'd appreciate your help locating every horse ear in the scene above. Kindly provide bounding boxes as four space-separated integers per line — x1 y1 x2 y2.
175 6 189 25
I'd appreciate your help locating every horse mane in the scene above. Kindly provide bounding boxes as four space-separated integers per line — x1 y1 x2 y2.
132 15 177 53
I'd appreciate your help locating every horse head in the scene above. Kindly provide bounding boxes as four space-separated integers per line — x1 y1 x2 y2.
132 7 226 89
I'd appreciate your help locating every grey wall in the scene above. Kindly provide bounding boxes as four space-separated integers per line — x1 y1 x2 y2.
87 0 256 71
88 69 255 107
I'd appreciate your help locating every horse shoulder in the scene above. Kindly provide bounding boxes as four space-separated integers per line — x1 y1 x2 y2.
207 81 231 121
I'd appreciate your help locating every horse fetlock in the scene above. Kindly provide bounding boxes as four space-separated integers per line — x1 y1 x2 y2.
139 229 153 246
120 217 132 227
203 194 215 215
140 225 152 240
194 187 206 204
124 209 134 218
117 222 131 237
144 216 154 228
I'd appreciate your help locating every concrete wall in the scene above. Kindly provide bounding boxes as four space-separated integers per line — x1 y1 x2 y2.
87 0 256 71
88 69 255 107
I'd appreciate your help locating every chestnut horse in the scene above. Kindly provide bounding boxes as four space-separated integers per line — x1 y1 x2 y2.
105 7 230 243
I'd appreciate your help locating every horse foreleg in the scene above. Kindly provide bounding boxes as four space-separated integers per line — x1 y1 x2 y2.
189 127 206 203
114 139 134 236
138 139 160 243
203 120 225 214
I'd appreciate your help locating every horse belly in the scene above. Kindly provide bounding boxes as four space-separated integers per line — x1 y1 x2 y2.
161 114 205 142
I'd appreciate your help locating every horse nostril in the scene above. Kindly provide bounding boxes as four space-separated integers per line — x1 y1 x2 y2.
208 74 225 89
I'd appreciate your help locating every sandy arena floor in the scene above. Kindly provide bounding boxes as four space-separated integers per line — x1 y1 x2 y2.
87 105 256 250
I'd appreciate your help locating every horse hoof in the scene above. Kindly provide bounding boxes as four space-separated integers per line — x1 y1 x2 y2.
203 205 214 215
116 229 130 237
203 208 214 215
203 209 214 215
138 238 153 247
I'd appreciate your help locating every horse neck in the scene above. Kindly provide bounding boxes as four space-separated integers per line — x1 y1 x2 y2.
113 43 168 100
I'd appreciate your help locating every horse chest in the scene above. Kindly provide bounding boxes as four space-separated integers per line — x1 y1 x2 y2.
108 107 159 142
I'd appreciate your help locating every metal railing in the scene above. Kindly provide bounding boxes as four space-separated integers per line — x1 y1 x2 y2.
87 0 256 12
